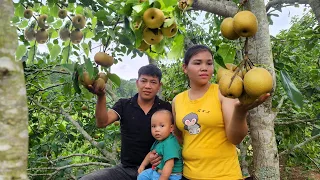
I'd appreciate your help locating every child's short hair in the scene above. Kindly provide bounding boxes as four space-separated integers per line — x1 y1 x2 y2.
152 109 174 124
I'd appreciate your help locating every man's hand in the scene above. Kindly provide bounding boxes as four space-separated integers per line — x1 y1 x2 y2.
137 165 145 174
149 150 162 167
87 84 105 96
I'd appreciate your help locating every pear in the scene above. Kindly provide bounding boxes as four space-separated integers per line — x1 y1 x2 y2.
94 52 114 68
243 67 273 97
161 22 178 38
59 28 70 41
233 11 258 37
220 17 239 40
72 15 86 29
137 40 150 51
35 29 48 44
58 9 68 19
38 14 49 29
98 72 108 83
78 71 94 87
219 74 243 98
70 29 83 44
143 8 165 29
24 27 36 41
143 28 163 45
24 9 33 19
93 78 106 91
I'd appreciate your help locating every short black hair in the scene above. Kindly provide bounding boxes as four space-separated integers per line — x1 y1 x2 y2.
152 109 174 124
183 45 213 65
138 64 162 82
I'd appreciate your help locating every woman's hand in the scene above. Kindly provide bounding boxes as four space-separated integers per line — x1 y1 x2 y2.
236 93 271 111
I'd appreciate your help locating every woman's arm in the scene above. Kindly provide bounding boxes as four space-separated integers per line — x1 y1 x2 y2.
219 90 270 145
172 97 183 144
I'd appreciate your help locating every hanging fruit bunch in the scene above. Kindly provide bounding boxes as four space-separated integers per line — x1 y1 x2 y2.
218 10 273 104
22 8 86 45
132 1 179 52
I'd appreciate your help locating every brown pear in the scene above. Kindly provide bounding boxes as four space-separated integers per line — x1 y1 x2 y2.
143 8 165 29
233 11 258 37
58 9 68 19
59 28 70 41
24 28 36 41
94 52 114 68
24 9 33 19
98 72 108 83
93 78 105 91
36 29 48 44
72 15 86 29
143 28 163 45
220 17 239 40
161 22 178 38
38 14 49 29
70 29 83 44
78 71 94 87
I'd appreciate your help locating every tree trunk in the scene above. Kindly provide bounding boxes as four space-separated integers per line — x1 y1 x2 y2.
246 0 280 179
309 0 320 24
0 0 29 179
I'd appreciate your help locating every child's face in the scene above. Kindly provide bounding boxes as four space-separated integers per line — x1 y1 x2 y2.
151 112 173 141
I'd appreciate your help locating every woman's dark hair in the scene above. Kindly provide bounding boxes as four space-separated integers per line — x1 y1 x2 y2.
138 64 162 82
183 45 214 65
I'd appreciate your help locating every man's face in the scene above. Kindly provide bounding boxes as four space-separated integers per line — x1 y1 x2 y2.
136 75 161 101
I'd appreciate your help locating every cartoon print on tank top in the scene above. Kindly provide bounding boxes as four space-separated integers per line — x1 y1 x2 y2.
182 112 201 135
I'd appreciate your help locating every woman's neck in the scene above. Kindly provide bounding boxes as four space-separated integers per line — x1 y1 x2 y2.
188 82 211 100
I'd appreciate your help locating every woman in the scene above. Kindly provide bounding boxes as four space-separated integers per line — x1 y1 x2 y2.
172 45 270 180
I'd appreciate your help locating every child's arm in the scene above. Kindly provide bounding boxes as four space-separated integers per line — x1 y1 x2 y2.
138 151 151 173
159 159 174 180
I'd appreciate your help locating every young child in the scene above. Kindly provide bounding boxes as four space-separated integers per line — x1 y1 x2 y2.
137 109 183 180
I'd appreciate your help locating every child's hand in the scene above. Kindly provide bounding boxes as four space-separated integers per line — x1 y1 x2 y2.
138 166 145 174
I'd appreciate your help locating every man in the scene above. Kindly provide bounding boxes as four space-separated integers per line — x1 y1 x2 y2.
80 64 171 180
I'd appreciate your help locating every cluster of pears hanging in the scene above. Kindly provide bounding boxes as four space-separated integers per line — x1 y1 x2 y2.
23 8 86 44
137 7 178 51
218 11 273 104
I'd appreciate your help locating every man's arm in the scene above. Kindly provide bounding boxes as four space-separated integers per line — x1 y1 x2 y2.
87 84 119 128
95 94 119 128
159 159 174 180
138 152 151 173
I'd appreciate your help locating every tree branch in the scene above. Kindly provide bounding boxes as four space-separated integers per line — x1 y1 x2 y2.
52 153 110 163
275 118 319 125
279 132 320 156
192 0 238 17
266 0 309 12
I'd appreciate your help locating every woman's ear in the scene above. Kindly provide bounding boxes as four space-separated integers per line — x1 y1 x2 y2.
182 64 187 74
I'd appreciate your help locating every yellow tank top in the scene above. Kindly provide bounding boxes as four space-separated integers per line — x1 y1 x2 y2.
175 84 242 180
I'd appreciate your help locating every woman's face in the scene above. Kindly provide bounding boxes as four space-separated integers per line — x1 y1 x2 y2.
183 50 214 86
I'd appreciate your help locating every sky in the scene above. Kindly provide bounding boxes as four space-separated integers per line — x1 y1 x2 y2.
29 1 310 80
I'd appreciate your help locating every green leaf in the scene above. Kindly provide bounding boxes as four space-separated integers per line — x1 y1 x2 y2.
16 45 27 60
50 44 61 61
95 10 108 21
132 5 143 13
50 5 59 17
163 0 177 7
72 70 81 94
62 45 72 64
18 20 29 29
53 20 63 29
81 43 90 56
280 70 303 108
91 16 97 29
58 123 67 133
75 5 84 15
108 73 121 87
217 44 235 63
84 57 94 79
15 4 24 17
51 31 59 39
168 34 184 59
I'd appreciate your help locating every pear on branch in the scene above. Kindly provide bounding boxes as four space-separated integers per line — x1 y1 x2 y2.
161 21 178 38
233 11 258 37
143 8 165 29
58 9 68 19
143 28 163 45
37 14 49 29
24 9 33 19
70 29 83 44
35 29 49 44
220 17 239 40
94 52 114 68
72 15 86 29
24 22 37 41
